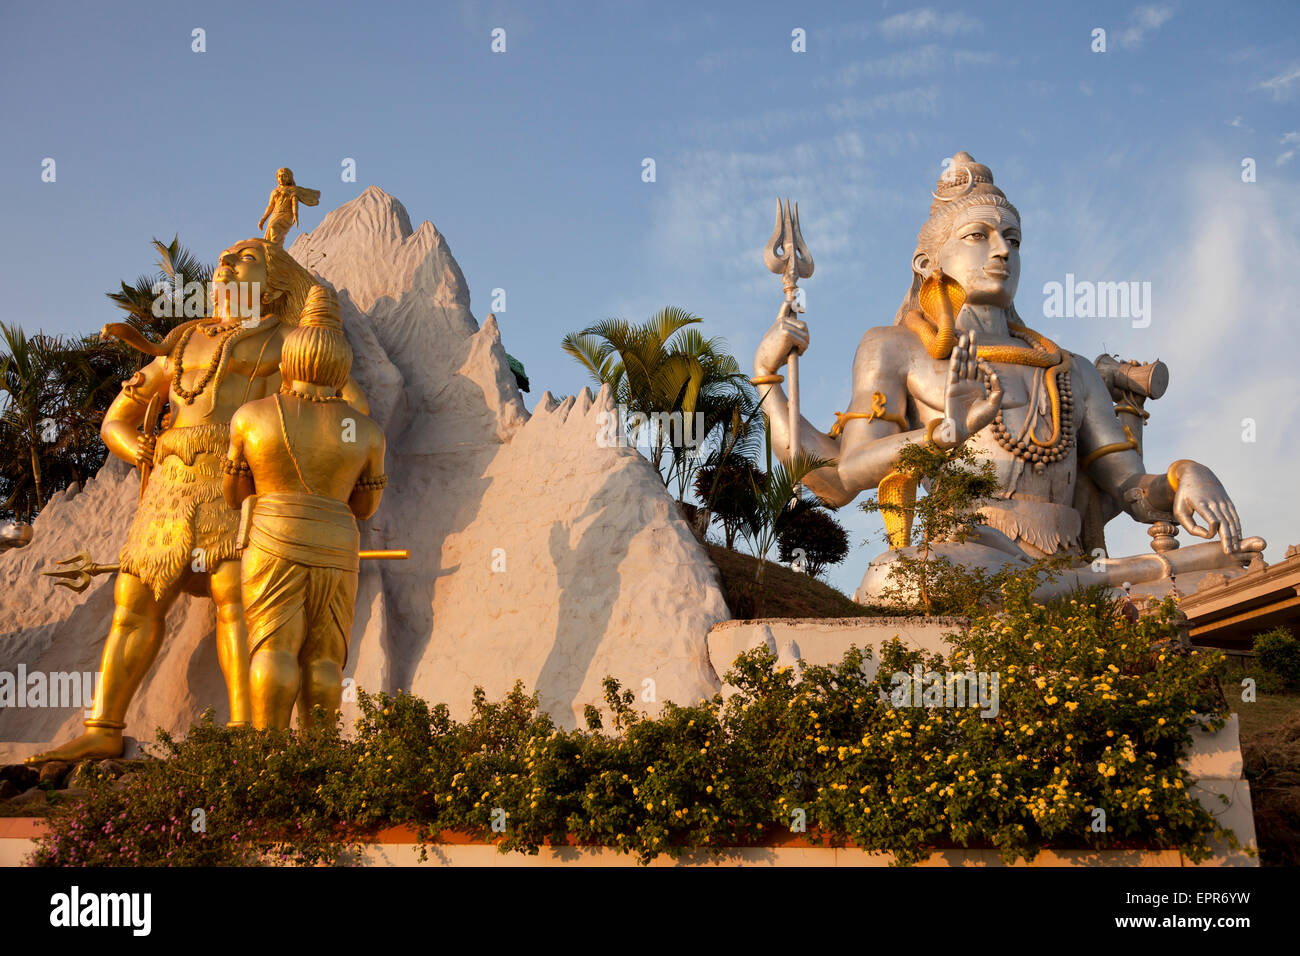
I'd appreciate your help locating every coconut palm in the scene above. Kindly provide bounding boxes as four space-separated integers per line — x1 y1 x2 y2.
0 237 208 521
737 421 834 615
562 307 754 501
106 235 213 343
0 322 83 517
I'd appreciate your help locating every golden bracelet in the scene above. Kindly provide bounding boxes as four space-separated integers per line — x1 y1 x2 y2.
354 473 388 491
222 457 251 477
1167 459 1195 491
1079 426 1141 470
828 410 908 439
1112 402 1150 422
749 374 784 386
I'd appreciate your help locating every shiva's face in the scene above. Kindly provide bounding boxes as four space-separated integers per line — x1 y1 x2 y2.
214 242 269 290
921 205 1022 307
212 242 270 318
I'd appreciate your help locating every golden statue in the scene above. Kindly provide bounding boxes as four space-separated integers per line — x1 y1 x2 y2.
30 238 369 763
258 167 320 247
223 287 387 730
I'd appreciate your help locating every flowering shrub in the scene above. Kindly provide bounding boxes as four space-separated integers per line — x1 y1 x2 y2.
30 580 1236 866
27 719 358 866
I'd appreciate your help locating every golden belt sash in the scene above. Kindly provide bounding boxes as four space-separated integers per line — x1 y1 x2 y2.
244 492 359 572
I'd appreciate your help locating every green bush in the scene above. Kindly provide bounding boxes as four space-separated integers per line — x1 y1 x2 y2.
27 717 358 866
29 580 1236 866
1254 628 1300 690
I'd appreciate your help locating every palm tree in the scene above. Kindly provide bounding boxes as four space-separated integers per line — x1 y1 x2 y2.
689 377 763 539
737 420 834 615
0 237 208 521
562 307 754 501
106 235 213 342
0 322 81 517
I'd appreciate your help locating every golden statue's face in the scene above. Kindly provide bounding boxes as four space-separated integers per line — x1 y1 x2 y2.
212 242 271 319
934 205 1021 307
215 242 270 289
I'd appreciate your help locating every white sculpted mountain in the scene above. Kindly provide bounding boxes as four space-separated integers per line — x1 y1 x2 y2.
0 187 729 759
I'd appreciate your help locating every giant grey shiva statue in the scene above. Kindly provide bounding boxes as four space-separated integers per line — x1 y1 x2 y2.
753 152 1263 602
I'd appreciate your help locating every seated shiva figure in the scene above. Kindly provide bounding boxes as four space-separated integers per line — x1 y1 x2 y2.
753 152 1263 602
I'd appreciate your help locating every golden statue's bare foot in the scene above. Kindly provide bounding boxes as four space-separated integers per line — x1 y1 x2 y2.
25 728 124 764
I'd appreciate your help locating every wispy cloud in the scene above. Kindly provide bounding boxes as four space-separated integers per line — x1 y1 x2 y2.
1117 4 1176 49
824 45 942 87
1255 64 1300 100
821 46 1011 90
677 85 939 146
953 50 1005 69
645 128 917 290
878 8 982 40
1277 131 1300 166
824 87 941 123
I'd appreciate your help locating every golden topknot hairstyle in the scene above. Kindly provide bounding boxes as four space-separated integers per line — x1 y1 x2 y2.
279 284 352 390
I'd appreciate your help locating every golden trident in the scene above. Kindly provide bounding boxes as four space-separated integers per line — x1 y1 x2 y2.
763 198 814 484
43 549 410 593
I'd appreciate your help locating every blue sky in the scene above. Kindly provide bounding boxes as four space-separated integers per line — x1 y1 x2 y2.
2 0 1298 596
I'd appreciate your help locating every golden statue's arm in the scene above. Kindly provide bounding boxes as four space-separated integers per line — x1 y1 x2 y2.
349 434 387 520
221 419 255 512
101 356 170 467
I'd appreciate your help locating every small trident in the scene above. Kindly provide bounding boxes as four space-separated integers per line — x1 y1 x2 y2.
42 552 119 594
763 198 814 490
42 548 411 593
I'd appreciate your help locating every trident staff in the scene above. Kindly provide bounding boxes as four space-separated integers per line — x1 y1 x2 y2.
762 199 814 483
43 549 409 593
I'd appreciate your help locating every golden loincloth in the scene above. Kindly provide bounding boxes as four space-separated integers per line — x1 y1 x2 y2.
241 492 359 663
119 423 241 599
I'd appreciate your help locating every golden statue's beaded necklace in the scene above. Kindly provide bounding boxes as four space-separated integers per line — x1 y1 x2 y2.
172 322 243 405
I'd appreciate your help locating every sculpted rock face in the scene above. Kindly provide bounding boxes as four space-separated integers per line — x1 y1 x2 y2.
0 187 728 760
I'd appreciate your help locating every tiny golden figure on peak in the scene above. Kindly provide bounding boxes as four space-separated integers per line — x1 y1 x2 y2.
223 286 387 731
258 167 320 246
